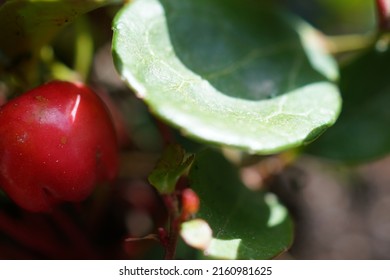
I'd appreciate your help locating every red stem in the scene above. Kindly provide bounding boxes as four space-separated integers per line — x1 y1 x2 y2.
164 217 180 260
162 194 180 260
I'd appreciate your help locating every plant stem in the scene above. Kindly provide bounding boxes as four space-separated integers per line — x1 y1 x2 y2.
74 16 94 82
164 218 180 260
325 34 376 55
163 194 180 260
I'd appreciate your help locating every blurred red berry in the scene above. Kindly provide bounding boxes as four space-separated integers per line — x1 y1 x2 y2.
181 188 200 218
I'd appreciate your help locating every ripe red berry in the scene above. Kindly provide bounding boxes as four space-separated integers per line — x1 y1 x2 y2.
0 81 119 212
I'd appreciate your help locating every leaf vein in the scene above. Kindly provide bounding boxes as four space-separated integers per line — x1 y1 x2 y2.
205 42 298 80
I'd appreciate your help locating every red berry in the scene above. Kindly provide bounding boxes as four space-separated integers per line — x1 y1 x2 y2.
0 81 119 212
181 188 200 218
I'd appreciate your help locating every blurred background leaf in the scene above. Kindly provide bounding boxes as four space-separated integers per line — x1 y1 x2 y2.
279 0 376 35
189 150 293 259
0 0 120 86
307 45 390 162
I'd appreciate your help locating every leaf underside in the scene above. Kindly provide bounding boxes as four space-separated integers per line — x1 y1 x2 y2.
112 0 341 154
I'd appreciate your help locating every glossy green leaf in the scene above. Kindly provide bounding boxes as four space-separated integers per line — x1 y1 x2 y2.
112 0 341 154
148 144 194 194
188 150 293 259
0 0 118 72
307 45 390 162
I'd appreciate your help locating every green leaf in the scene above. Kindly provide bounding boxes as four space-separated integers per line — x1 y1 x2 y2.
188 150 293 259
112 0 341 155
307 46 390 162
0 0 118 73
148 144 194 194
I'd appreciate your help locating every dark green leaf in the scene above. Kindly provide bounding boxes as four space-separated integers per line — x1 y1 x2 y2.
148 144 194 194
188 150 293 259
307 45 390 162
112 0 341 155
